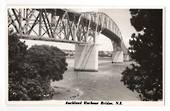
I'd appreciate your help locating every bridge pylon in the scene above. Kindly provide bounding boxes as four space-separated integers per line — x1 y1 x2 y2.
111 41 124 63
112 51 124 63
74 43 98 71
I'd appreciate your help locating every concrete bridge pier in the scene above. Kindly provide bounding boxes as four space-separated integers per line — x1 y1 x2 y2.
112 50 124 63
111 41 124 63
74 43 98 71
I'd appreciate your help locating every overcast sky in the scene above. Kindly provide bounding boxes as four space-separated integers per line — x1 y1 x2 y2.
24 9 136 51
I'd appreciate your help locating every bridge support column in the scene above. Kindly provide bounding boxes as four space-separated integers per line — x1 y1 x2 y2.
112 51 124 63
74 43 98 71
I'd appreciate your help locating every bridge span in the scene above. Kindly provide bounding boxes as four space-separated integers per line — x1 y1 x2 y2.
8 8 129 71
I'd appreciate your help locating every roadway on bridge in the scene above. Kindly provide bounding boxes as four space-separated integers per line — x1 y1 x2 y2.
51 58 140 101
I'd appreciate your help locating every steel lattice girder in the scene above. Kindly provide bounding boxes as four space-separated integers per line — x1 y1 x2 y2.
8 8 127 53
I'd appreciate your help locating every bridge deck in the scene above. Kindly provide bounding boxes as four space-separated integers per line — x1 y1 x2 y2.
8 8 128 54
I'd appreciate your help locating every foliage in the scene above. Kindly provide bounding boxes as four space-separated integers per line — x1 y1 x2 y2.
121 9 162 101
26 45 67 81
9 34 67 100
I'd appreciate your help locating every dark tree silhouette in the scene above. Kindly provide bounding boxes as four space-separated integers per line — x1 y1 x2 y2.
9 34 68 100
121 9 162 101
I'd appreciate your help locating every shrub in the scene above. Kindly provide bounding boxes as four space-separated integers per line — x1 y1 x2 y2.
121 9 162 101
26 45 67 81
9 34 67 100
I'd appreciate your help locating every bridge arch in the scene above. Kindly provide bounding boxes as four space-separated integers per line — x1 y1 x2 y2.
8 8 128 71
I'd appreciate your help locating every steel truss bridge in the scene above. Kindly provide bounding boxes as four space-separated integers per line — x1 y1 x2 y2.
8 8 127 52
8 8 129 70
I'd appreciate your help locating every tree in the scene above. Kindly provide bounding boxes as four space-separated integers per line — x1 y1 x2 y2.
26 45 68 99
26 45 67 81
9 33 68 100
121 9 162 101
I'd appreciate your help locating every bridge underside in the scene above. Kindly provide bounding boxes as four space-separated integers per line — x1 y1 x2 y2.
74 34 124 71
8 8 128 71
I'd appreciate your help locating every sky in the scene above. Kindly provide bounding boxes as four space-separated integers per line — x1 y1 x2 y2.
24 9 136 51
100 9 136 47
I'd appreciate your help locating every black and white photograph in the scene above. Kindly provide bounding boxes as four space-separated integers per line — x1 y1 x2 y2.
8 8 163 103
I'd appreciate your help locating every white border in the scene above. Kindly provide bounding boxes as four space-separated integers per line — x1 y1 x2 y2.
1 0 169 111
6 5 165 106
